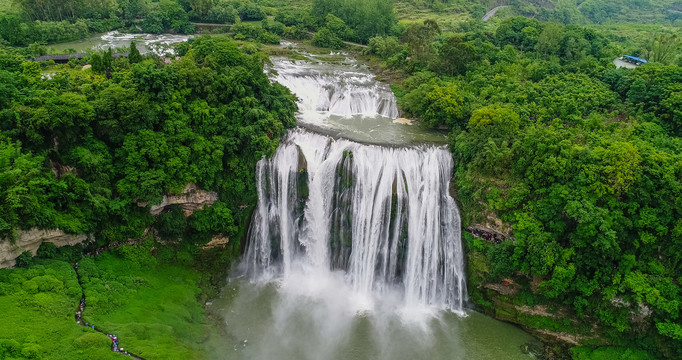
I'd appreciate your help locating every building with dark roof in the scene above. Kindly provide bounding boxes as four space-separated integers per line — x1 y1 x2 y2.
32 53 89 63
32 52 130 64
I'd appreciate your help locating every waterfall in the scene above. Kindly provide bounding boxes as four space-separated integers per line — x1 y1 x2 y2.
243 129 467 313
270 59 400 119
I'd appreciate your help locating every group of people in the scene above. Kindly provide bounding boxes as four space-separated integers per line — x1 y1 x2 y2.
466 227 506 244
75 297 85 324
72 254 139 358
84 240 135 257
106 334 132 356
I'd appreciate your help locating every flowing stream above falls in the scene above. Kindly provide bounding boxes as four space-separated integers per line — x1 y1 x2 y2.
268 52 448 145
208 47 539 360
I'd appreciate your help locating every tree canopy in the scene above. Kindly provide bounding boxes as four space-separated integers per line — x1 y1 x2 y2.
0 36 296 247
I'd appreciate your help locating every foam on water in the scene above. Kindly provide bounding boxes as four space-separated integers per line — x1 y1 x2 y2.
270 58 400 121
95 31 193 55
243 129 467 318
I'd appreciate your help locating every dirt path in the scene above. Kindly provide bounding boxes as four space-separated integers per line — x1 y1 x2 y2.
482 5 509 21
191 22 231 27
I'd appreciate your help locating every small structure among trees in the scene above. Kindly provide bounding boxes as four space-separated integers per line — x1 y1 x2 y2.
32 53 88 63
32 52 129 64
621 55 648 66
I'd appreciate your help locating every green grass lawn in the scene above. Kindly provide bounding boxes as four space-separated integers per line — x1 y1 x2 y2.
77 241 225 360
0 240 227 360
0 260 121 360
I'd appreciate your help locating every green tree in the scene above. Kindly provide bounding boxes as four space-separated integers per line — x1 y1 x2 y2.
15 251 33 268
403 19 440 64
312 0 396 43
128 41 143 64
535 22 562 56
208 0 238 24
644 34 679 64
435 35 475 75
189 0 214 18
423 85 468 129
313 27 344 49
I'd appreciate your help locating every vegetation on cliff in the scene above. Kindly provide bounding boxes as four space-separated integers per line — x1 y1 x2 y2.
0 36 296 246
361 11 682 359
0 34 294 359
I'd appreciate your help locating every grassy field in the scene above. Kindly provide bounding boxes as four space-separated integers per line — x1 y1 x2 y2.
394 0 477 29
0 240 228 360
77 241 226 360
0 260 120 360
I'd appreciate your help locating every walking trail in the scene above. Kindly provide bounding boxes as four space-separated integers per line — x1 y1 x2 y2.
73 240 144 359
482 5 510 21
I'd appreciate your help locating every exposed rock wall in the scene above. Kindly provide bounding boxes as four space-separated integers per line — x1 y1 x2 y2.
466 248 606 353
202 235 229 250
0 229 88 268
148 183 218 216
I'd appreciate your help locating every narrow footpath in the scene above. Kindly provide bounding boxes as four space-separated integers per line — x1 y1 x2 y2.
482 5 509 21
72 240 144 359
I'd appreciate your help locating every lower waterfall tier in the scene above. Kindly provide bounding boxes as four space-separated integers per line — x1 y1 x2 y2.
243 128 467 312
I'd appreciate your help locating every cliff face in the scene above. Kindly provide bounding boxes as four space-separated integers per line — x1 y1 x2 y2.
147 183 218 217
0 229 88 268
0 183 219 268
465 245 606 357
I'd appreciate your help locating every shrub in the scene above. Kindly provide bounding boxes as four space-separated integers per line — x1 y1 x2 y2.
238 3 265 21
36 242 58 259
312 27 344 49
155 206 187 240
15 251 34 268
487 241 516 281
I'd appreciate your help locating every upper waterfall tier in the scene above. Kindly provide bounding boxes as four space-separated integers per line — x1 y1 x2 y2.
271 58 399 119
268 57 447 145
243 129 467 313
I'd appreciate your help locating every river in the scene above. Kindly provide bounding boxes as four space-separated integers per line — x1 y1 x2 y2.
48 31 193 55
205 45 541 359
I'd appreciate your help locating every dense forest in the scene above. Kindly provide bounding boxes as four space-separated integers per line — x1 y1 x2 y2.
1 0 682 359
361 13 682 359
0 36 296 244
0 34 296 358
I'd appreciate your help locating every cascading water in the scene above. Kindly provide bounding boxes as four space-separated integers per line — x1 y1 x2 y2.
268 56 448 149
270 58 400 119
243 129 467 313
212 48 540 360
